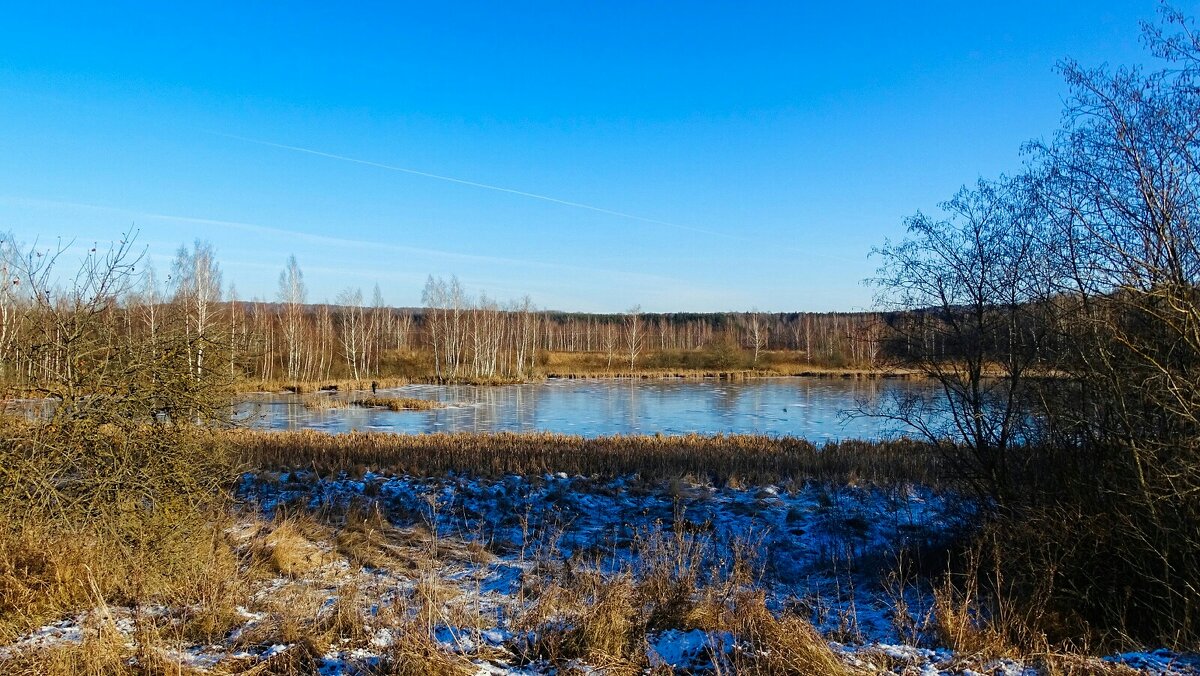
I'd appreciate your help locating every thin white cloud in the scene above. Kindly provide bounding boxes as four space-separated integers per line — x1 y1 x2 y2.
206 131 859 263
206 131 749 241
0 195 702 290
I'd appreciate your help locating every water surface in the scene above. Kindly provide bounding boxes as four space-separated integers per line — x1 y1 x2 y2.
236 377 937 441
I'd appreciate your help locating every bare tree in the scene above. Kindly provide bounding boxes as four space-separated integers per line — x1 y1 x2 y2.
0 231 234 598
871 176 1049 503
513 295 538 376
0 234 24 379
624 305 643 371
422 276 448 379
867 9 1200 645
602 321 618 370
747 309 767 365
368 283 385 376
336 287 366 380
171 240 223 378
278 255 307 382
1019 13 1200 640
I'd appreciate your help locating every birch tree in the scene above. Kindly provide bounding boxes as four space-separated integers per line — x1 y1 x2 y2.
278 255 307 381
336 287 366 380
624 305 642 371
747 309 767 365
171 240 223 378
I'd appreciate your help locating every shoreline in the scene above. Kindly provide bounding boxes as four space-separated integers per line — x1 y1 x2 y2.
235 367 919 394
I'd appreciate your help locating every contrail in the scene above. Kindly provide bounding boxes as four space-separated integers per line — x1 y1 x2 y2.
205 131 859 262
0 195 694 285
205 131 752 241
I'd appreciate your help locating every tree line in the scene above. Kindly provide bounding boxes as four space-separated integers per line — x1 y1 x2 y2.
0 240 886 387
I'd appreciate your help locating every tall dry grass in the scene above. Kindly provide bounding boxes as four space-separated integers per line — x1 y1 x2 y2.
350 396 446 411
239 351 916 392
510 522 860 674
0 420 240 642
539 349 909 381
227 429 945 486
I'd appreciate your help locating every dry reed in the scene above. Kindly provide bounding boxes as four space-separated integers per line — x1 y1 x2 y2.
350 396 446 411
227 429 944 486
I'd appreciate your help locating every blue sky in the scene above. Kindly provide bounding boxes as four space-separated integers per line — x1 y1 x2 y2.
0 1 1183 312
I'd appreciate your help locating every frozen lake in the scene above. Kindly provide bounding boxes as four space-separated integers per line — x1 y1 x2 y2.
235 377 938 441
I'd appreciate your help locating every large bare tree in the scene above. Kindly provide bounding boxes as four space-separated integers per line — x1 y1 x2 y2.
871 176 1050 503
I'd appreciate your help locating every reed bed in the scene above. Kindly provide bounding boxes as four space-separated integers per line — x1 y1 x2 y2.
242 377 418 394
236 364 917 392
542 368 916 380
349 396 446 411
227 430 945 486
301 395 349 411
302 395 446 411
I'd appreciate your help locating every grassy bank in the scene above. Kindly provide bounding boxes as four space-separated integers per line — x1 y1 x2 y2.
3 423 1186 673
2 462 1155 674
539 349 905 379
233 350 914 393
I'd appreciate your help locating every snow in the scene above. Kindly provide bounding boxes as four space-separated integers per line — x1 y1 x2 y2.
1 470 1193 674
648 629 731 669
1108 650 1200 675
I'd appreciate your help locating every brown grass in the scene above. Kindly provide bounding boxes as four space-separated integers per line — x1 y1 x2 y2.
236 351 920 391
538 350 916 380
301 395 349 411
513 570 644 672
727 591 856 675
300 394 447 411
0 472 1144 675
0 623 137 675
382 630 475 676
510 525 861 674
241 377 414 395
350 396 446 411
251 516 335 578
0 511 244 644
228 429 944 487
930 570 1014 661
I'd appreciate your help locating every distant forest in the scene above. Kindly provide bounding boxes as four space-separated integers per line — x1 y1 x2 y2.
0 241 887 387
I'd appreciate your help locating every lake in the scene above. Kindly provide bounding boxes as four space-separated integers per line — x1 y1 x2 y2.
235 377 939 441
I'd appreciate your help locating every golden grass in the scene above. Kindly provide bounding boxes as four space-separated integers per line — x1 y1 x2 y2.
0 512 245 644
930 574 1013 661
300 394 447 411
514 570 641 666
510 525 862 673
0 412 1147 673
240 377 414 394
252 517 334 578
0 481 1146 675
301 395 349 411
228 429 944 486
727 591 857 675
350 396 446 411
0 625 139 675
538 350 912 380
382 629 475 676
234 351 920 391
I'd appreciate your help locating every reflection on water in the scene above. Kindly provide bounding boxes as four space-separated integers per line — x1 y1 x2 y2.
235 378 939 441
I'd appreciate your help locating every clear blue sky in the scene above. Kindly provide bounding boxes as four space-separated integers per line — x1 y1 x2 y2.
0 1 1183 312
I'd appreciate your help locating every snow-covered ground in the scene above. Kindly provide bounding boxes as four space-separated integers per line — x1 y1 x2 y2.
247 470 964 639
2 471 1196 674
